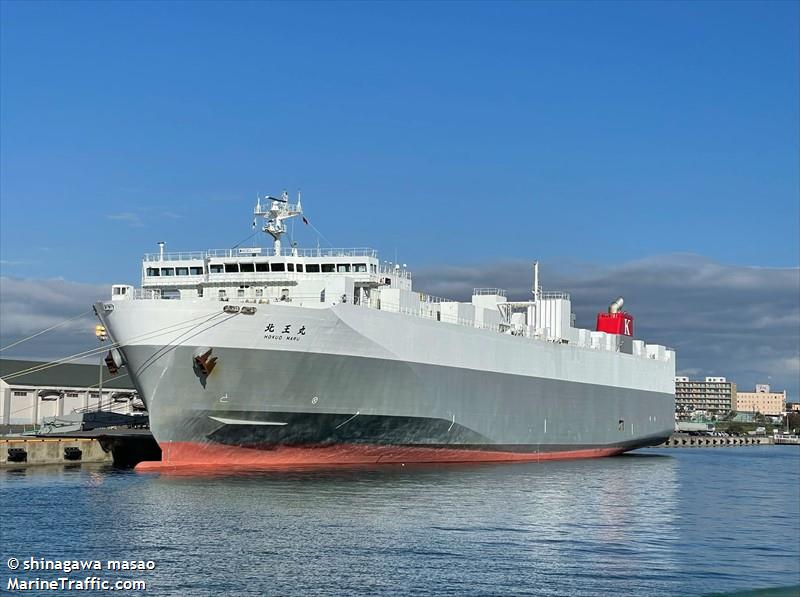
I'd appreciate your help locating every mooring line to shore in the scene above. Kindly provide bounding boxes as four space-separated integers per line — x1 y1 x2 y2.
0 309 93 352
2 311 233 381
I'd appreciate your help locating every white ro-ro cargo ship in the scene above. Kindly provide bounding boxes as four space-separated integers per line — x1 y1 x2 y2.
96 193 675 469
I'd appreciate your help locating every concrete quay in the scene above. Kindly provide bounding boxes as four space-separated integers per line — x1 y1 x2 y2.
0 437 112 467
0 430 161 468
657 433 774 448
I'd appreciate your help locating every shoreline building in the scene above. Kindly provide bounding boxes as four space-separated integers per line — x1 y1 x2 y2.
733 384 787 417
0 359 140 428
674 376 737 421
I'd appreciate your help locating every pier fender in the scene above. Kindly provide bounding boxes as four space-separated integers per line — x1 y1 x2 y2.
7 447 27 463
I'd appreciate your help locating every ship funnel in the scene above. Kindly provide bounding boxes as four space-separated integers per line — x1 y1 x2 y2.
608 297 624 314
158 241 166 261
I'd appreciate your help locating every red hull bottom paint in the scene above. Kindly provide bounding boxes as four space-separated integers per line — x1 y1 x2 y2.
135 442 627 472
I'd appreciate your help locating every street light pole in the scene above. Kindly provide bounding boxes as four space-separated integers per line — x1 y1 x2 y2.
95 324 107 411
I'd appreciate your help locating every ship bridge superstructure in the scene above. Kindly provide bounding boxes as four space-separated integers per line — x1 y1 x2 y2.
123 192 411 308
136 245 411 307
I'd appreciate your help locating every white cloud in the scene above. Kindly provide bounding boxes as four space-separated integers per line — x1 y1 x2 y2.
0 277 108 361
106 212 143 227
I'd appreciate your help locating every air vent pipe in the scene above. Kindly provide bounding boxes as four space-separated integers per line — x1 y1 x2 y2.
608 297 624 314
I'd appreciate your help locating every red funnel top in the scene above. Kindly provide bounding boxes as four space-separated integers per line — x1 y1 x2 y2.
596 312 634 337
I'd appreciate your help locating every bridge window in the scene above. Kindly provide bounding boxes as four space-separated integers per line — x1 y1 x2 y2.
337 264 350 273
296 264 304 272
160 268 174 276
210 264 223 274
306 264 320 273
176 267 189 276
322 264 335 273
190 266 203 275
147 267 160 276
354 263 367 273
271 263 285 272
287 263 295 272
256 263 269 272
224 263 239 273
240 263 255 273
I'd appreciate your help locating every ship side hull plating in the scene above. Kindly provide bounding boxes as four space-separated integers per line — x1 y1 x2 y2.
97 300 675 469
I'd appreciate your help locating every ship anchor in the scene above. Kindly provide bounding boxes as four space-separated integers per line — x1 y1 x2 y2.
193 347 218 387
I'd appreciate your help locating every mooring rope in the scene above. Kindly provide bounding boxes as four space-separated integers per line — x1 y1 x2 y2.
0 309 93 352
2 311 231 381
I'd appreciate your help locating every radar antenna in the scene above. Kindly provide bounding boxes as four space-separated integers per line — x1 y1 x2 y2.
254 191 303 256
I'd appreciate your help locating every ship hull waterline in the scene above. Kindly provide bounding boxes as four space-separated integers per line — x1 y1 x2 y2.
136 443 636 471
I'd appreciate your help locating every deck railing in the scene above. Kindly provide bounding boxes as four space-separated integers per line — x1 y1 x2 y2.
143 247 379 261
537 291 571 300
473 288 507 296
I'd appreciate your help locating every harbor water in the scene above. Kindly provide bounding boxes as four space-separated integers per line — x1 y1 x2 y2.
1 446 798 596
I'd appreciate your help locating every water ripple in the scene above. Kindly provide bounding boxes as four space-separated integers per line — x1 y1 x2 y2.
1 447 798 596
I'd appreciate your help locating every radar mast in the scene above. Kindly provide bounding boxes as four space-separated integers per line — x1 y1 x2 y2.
254 191 303 256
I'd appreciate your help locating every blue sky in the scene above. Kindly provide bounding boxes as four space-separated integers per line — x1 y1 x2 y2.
1 2 799 396
1 1 797 283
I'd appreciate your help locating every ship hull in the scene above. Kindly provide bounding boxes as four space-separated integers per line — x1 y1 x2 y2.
97 300 675 469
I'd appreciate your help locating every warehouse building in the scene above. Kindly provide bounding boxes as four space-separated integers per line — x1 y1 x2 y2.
0 359 140 429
